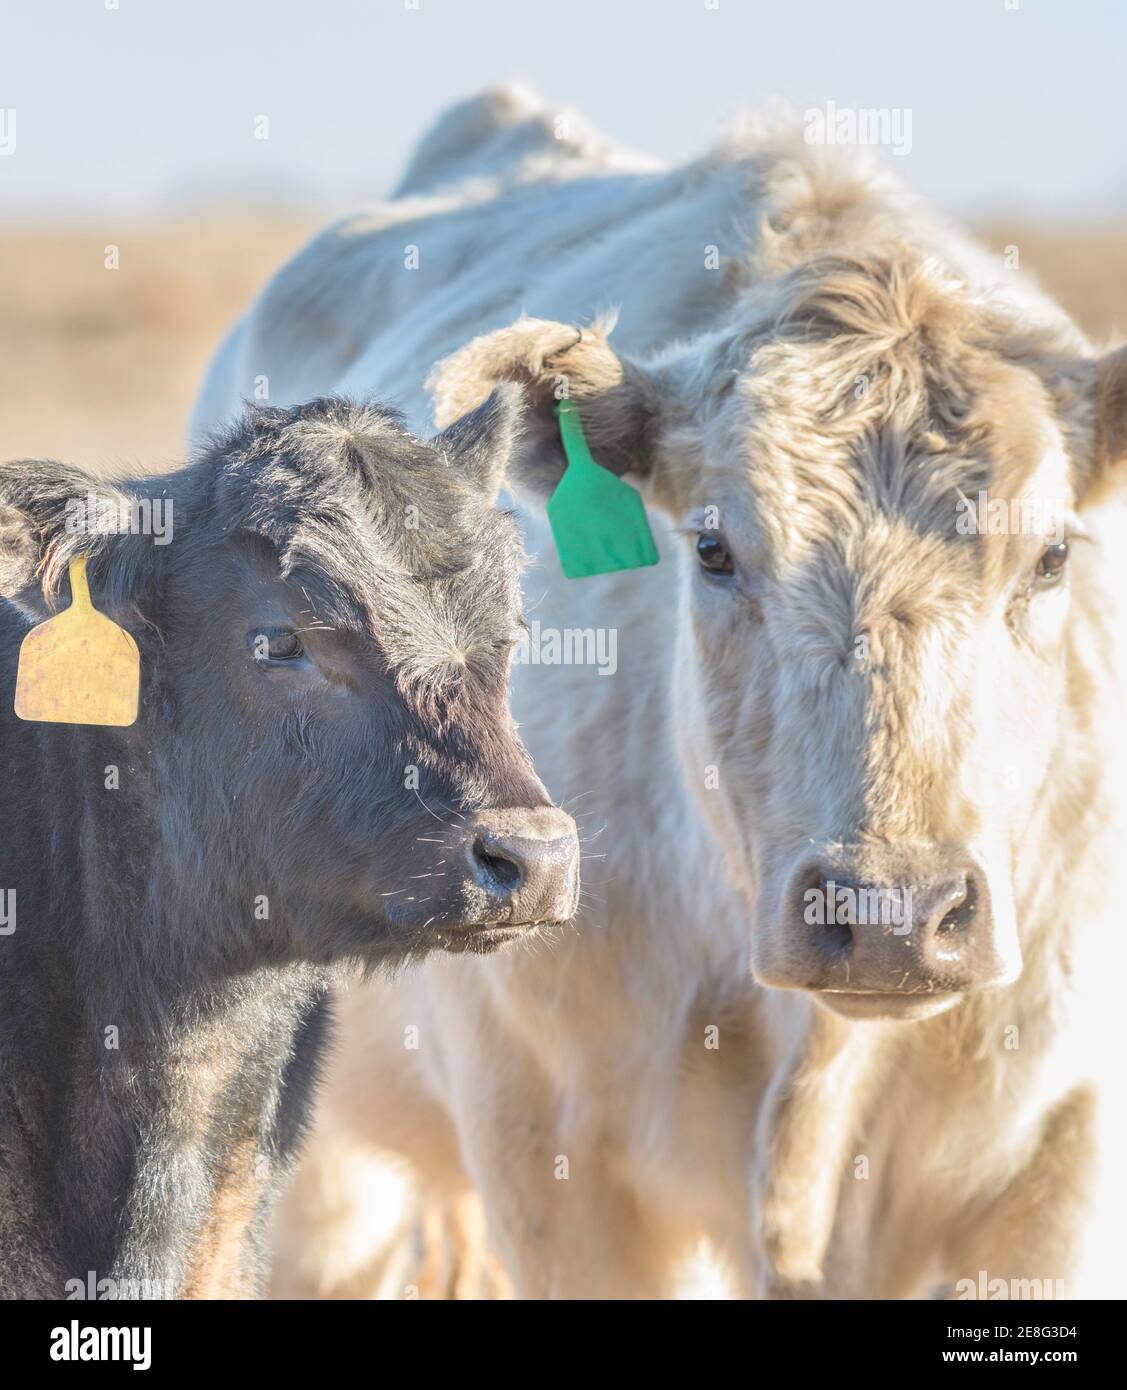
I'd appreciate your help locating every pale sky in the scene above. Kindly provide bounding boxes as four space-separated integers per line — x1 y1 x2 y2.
2 0 1125 223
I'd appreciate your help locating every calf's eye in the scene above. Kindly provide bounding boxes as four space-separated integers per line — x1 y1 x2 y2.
254 630 305 663
696 533 734 576
1035 541 1069 586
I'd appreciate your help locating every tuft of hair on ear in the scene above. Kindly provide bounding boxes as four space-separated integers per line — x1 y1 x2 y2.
1093 343 1127 504
0 458 162 627
429 314 626 429
0 497 41 603
427 314 660 502
431 382 525 501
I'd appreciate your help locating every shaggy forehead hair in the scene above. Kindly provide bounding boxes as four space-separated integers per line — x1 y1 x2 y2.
204 397 509 572
699 250 1083 579
193 398 524 709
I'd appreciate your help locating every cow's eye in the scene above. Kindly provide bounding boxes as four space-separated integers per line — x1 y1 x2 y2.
696 533 734 576
255 629 305 663
1035 541 1069 586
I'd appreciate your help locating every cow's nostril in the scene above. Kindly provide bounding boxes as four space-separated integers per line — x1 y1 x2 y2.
470 837 524 896
801 869 854 958
464 807 580 922
772 848 1000 1002
935 876 974 937
821 918 853 957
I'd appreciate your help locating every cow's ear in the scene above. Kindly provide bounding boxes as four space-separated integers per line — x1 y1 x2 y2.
430 383 525 503
428 317 661 504
1087 344 1127 506
0 459 161 626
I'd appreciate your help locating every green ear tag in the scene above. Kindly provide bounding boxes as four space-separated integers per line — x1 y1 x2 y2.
546 399 659 579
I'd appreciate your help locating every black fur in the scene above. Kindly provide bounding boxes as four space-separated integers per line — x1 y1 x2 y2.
0 392 552 1298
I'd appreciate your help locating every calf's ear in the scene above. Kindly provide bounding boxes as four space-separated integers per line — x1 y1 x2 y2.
0 459 161 626
430 382 525 503
428 316 662 504
1088 344 1127 506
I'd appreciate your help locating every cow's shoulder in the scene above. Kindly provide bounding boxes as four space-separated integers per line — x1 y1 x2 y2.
394 82 660 197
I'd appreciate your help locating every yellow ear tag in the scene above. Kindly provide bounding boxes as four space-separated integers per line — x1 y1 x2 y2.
14 555 140 727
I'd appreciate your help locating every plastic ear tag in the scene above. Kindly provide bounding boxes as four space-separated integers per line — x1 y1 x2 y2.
547 399 659 579
15 555 139 726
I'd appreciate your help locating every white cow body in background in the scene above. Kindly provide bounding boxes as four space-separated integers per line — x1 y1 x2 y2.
194 84 1127 1298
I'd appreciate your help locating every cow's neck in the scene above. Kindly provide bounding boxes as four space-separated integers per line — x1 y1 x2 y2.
0 719 329 1299
103 957 328 1301
8 910 328 1301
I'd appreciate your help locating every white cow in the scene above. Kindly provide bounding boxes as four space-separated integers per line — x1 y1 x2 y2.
194 84 1127 1299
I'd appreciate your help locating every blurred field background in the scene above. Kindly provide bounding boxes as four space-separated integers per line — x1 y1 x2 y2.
2 215 1127 473
5 1 1126 471
0 215 321 469
2 212 1127 472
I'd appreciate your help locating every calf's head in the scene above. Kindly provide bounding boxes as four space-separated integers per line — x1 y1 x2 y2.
431 263 1127 1019
0 394 579 964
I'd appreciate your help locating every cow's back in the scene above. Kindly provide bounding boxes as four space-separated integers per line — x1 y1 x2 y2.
194 87 758 436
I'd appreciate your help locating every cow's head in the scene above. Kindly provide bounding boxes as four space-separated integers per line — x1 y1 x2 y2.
431 262 1126 1019
0 394 579 965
